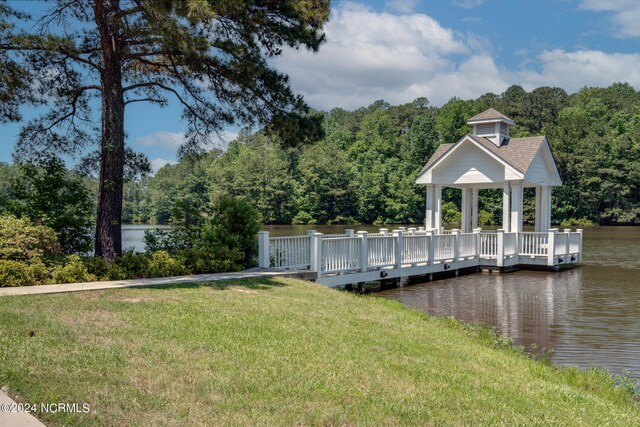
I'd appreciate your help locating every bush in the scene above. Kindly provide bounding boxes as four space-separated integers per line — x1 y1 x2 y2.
560 217 596 227
478 210 495 226
109 249 149 279
0 215 61 261
292 211 314 225
146 251 185 277
51 255 96 284
205 196 262 268
0 259 50 287
82 256 109 280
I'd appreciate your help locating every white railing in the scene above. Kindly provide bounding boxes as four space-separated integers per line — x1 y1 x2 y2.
402 235 431 264
519 232 548 256
479 233 497 257
434 234 455 261
322 236 361 273
257 227 584 274
554 233 568 256
504 233 517 257
368 235 396 267
569 232 581 253
268 235 311 269
459 233 477 258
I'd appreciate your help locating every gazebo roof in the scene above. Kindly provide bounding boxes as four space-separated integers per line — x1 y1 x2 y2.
467 108 515 124
420 134 546 176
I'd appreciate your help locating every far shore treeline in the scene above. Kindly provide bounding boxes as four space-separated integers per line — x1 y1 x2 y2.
3 83 640 229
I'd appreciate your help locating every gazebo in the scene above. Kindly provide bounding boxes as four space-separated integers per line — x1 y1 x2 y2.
416 108 562 233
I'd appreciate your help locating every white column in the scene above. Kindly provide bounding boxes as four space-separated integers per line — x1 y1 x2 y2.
471 188 479 229
425 185 434 230
461 188 470 233
502 182 510 231
434 185 442 232
540 186 552 231
258 231 270 268
534 186 542 232
546 187 553 230
510 181 523 233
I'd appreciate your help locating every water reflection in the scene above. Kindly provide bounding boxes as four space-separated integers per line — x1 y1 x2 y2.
379 227 640 378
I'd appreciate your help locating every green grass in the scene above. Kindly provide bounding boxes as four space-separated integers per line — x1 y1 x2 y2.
0 278 638 426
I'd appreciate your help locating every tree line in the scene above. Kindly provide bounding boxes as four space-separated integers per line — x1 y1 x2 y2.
120 83 640 227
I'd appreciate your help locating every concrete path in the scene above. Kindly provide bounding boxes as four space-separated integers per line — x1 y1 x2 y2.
0 389 46 427
0 269 314 297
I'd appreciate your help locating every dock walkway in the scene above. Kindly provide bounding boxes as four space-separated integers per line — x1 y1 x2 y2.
259 227 583 287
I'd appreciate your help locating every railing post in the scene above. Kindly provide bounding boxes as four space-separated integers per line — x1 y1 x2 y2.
547 228 557 267
306 229 316 269
577 229 583 262
473 227 481 258
393 229 403 268
427 230 435 264
380 228 388 236
310 232 323 279
563 228 571 259
408 227 416 236
345 229 355 237
258 231 270 268
496 229 505 267
357 231 368 272
452 229 460 260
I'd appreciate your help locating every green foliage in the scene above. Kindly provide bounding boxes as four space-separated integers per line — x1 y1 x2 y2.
2 158 93 254
0 215 60 261
202 196 262 268
146 251 186 278
0 259 49 287
51 255 96 284
292 211 315 225
441 201 461 226
478 210 495 226
560 218 596 227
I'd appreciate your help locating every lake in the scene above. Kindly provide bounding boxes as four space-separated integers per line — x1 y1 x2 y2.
124 224 640 378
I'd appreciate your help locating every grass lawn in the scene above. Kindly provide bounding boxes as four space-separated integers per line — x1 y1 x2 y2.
0 277 638 426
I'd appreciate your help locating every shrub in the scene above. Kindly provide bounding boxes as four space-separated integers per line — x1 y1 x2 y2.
82 257 109 280
0 259 50 287
146 251 185 277
51 255 96 284
205 195 262 268
292 211 314 225
0 215 61 261
110 249 149 279
560 217 596 227
478 210 495 226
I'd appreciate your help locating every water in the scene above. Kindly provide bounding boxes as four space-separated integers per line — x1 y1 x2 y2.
122 224 171 252
377 226 640 378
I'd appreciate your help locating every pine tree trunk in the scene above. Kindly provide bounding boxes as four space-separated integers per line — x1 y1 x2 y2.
94 0 125 260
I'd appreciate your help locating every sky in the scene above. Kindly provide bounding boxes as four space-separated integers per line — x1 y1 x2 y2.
2 0 640 170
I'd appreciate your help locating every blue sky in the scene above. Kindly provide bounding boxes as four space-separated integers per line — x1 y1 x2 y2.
2 0 640 169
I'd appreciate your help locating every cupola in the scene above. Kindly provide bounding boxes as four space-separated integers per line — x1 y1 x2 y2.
467 108 515 147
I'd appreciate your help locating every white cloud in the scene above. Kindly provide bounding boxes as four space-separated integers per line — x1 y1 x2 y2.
452 0 485 9
386 0 419 14
135 131 185 150
273 2 640 109
150 157 178 173
579 0 640 38
274 2 468 108
519 49 640 92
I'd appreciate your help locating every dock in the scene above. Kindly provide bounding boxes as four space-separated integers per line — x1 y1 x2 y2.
258 227 583 287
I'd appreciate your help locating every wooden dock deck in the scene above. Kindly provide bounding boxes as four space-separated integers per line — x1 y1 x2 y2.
258 228 583 287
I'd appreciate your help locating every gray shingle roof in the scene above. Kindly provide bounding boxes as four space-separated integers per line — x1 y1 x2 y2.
419 135 546 177
467 108 514 124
